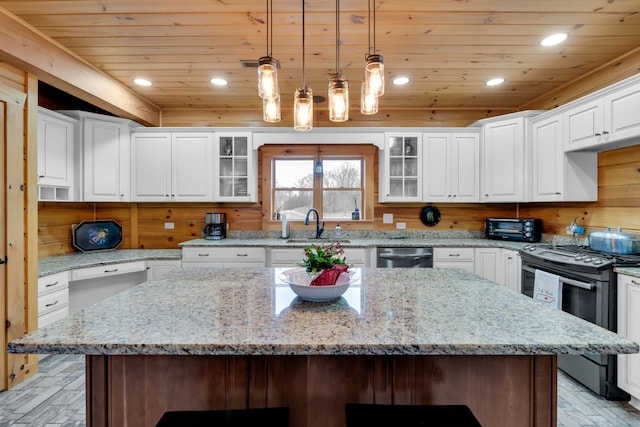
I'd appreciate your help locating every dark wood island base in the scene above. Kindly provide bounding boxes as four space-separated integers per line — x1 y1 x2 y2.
86 354 557 427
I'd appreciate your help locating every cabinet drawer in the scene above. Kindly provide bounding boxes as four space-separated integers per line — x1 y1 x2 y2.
38 306 69 328
344 248 368 265
71 261 146 281
38 271 70 296
271 249 304 265
38 288 69 317
182 247 265 263
434 247 475 262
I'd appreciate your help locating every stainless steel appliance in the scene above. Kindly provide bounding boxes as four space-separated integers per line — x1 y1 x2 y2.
485 218 542 242
377 247 433 268
520 244 640 400
204 212 226 240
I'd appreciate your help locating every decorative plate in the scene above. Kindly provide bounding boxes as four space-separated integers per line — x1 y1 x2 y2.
420 206 441 227
72 220 123 252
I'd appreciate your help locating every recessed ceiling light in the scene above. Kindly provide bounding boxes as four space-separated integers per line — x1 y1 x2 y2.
133 78 152 87
210 78 228 86
486 78 505 87
540 33 568 47
393 76 410 85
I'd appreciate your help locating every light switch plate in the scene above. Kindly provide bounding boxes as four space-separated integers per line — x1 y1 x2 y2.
164 222 175 229
396 222 406 229
383 213 394 224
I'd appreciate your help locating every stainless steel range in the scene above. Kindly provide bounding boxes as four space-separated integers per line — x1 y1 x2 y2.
520 244 640 400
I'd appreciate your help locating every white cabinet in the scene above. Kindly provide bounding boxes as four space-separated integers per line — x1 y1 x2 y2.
565 76 640 152
182 247 266 268
480 115 531 202
501 249 521 293
131 131 213 202
270 247 368 267
214 133 257 202
146 259 182 280
423 131 479 203
379 133 422 202
433 247 475 273
618 273 640 401
37 271 70 327
531 114 598 202
37 108 78 201
474 247 502 283
61 110 141 202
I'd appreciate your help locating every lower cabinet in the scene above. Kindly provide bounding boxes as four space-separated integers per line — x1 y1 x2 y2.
269 247 369 268
474 248 502 283
37 271 70 328
618 273 640 403
146 259 182 280
433 248 475 273
181 247 266 268
69 261 147 315
501 249 522 293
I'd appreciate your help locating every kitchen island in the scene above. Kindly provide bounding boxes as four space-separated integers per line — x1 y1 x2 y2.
8 267 638 427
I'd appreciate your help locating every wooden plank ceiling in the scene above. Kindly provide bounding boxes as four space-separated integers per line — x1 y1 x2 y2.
0 0 639 114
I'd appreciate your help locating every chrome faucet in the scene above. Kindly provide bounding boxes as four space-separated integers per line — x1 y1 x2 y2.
304 208 324 239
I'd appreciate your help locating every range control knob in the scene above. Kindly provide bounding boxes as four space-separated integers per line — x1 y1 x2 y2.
583 256 593 263
575 254 584 261
593 258 603 266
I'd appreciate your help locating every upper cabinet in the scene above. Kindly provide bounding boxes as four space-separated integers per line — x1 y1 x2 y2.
423 131 479 203
379 132 422 202
37 108 78 201
565 75 640 152
213 132 257 202
131 131 213 202
60 111 141 202
532 113 597 202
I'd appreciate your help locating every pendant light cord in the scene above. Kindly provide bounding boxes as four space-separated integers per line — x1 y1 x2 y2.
302 0 306 87
336 0 340 73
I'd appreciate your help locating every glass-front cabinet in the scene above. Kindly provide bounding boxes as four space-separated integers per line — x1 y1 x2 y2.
214 132 257 202
379 132 422 202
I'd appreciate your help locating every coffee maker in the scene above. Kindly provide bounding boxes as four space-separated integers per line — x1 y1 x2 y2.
203 212 226 240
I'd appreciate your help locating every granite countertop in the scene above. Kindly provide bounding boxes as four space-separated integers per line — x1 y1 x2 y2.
10 267 638 357
615 267 640 278
38 249 182 277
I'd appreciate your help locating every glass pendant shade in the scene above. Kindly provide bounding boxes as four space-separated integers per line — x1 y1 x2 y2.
365 54 385 97
294 87 313 131
258 56 279 99
263 94 281 122
360 81 378 115
328 73 349 122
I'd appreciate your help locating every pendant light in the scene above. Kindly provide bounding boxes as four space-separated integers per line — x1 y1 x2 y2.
360 81 378 115
294 0 313 131
329 0 349 122
364 0 384 97
259 0 281 122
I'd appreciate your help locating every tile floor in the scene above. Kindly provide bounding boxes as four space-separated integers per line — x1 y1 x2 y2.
0 354 640 426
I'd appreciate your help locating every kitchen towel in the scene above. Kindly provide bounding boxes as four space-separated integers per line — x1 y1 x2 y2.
534 269 562 309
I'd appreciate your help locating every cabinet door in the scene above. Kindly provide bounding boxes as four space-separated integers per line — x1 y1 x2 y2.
532 115 563 201
84 119 131 201
214 133 256 202
618 274 640 398
146 260 182 280
172 133 213 201
380 133 422 202
564 99 604 151
474 248 502 284
37 109 76 195
451 133 479 202
423 133 450 202
502 249 521 292
481 118 525 202
605 82 640 143
131 133 172 201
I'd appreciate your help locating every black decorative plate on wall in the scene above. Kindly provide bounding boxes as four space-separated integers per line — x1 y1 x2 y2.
72 220 123 252
420 206 441 227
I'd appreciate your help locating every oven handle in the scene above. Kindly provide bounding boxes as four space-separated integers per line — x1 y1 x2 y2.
522 265 595 291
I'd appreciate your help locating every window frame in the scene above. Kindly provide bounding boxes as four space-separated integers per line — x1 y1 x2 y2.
260 144 376 226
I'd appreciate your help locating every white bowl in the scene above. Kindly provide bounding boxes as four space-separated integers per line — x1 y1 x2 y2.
279 268 357 302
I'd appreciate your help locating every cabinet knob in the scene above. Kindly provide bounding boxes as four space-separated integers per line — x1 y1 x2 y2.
595 132 602 137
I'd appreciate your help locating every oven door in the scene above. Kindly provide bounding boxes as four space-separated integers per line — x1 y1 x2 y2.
521 263 608 365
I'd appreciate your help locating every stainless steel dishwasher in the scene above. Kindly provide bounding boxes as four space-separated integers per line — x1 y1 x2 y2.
376 247 433 268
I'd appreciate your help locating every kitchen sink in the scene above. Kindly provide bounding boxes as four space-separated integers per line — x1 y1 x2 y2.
286 238 350 244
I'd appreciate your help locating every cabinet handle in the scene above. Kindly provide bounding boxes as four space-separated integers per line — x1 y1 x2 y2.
45 300 59 307
595 132 601 137
198 253 210 257
632 279 640 286
602 131 609 135
38 175 45 178
104 268 119 273
45 281 59 287
236 253 249 257
449 253 460 257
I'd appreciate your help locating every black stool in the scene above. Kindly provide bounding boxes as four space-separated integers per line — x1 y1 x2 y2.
155 407 289 427
345 403 482 427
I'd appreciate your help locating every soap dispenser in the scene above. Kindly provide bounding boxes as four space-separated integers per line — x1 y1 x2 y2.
335 223 342 239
